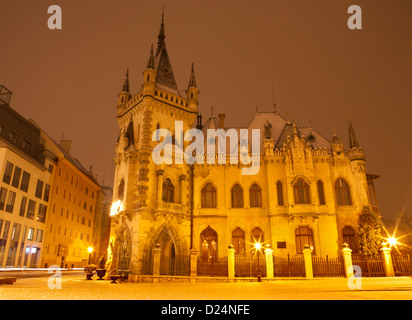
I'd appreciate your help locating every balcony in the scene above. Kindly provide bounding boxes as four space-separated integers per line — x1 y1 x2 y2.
155 200 187 219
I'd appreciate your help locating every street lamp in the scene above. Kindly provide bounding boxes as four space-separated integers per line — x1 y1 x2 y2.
253 241 262 282
88 246 93 264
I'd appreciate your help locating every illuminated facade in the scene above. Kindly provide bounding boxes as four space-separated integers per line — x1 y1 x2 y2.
107 15 379 280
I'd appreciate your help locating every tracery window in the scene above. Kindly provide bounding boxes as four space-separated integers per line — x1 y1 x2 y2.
295 226 314 254
249 184 262 207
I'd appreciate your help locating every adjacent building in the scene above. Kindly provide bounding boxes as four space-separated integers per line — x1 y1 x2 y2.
0 85 106 269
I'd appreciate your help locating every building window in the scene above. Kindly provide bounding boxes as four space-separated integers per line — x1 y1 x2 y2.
276 181 284 206
342 226 358 253
201 183 216 208
293 178 311 204
200 226 218 261
36 229 43 242
232 228 245 255
8 132 18 144
162 178 175 203
27 228 34 240
20 171 30 192
37 204 47 223
317 180 326 205
48 164 53 174
249 183 262 207
0 187 7 211
251 227 263 244
11 167 22 188
5 190 16 213
336 178 352 206
295 226 314 254
26 200 36 220
3 161 14 184
118 179 125 200
43 184 50 202
231 184 243 208
35 180 44 199
19 197 27 217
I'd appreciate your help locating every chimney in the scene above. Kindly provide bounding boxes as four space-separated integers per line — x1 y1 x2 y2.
60 140 72 154
218 114 225 128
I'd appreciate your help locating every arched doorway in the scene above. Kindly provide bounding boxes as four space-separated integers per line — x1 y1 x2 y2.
151 225 189 276
200 226 218 261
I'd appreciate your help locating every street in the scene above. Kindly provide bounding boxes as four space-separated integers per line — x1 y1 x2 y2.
1 272 411 300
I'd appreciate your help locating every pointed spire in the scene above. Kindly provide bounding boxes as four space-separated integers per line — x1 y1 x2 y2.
348 120 360 148
146 44 155 69
156 7 166 56
121 68 130 92
188 63 197 88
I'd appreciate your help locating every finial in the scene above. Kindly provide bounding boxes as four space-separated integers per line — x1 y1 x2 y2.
156 7 166 55
211 106 214 116
146 44 155 69
188 63 197 88
121 67 130 92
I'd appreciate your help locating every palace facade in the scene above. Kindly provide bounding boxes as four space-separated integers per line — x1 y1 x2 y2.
107 14 379 279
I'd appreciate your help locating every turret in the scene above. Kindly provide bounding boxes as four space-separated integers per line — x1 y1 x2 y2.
347 120 365 161
142 44 157 95
117 68 131 108
186 63 199 110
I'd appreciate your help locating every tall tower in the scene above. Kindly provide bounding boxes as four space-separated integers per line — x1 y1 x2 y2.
109 10 199 279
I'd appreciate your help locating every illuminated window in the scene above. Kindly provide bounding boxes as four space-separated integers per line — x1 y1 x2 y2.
200 226 218 261
232 228 245 255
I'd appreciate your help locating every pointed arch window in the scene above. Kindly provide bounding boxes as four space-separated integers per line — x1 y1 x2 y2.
295 226 314 254
201 183 216 208
231 184 243 208
335 178 352 206
276 181 284 206
293 178 311 204
162 178 174 203
342 226 358 253
232 228 245 255
200 226 218 261
317 180 326 205
251 227 263 244
249 183 262 207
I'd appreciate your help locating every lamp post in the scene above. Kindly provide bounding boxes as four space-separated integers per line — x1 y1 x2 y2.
254 242 262 282
88 246 93 264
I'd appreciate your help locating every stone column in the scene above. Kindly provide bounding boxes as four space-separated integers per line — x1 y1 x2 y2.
179 175 187 204
156 170 164 202
302 245 313 279
190 248 198 283
341 243 353 278
381 246 395 277
228 244 235 282
265 244 274 280
152 243 161 282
